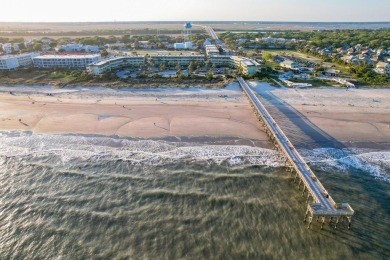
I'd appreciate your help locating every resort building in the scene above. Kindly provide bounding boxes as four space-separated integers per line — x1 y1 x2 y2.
174 42 193 50
209 55 232 67
151 54 204 66
33 54 101 69
0 53 39 70
87 56 145 75
205 45 220 56
230 56 260 75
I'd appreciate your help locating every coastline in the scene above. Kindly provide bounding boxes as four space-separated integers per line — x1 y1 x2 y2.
0 81 389 150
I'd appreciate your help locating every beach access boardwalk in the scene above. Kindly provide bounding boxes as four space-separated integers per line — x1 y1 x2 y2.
237 77 355 230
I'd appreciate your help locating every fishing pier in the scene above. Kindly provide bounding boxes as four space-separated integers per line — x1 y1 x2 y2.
238 77 354 230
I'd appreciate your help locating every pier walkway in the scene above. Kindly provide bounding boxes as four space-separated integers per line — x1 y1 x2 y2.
238 77 354 230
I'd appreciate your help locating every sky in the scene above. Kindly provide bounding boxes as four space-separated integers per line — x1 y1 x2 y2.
1 0 389 22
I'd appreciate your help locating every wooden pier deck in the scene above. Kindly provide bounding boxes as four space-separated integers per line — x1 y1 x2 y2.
238 77 354 230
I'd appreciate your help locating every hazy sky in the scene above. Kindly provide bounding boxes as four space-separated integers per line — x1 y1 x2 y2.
2 0 389 22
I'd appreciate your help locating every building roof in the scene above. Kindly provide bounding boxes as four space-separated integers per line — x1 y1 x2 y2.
376 61 389 68
91 55 143 66
0 53 38 60
34 54 101 59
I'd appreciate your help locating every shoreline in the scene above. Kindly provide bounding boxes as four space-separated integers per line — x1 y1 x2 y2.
0 82 389 151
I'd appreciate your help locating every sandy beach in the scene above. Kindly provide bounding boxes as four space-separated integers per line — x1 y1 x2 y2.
248 82 390 149
0 85 268 142
1 83 390 149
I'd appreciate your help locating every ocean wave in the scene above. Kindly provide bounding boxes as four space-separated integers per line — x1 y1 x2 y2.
300 148 390 182
0 132 283 169
0 132 389 182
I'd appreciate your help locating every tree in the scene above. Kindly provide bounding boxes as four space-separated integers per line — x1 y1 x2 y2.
32 43 42 52
262 52 274 61
205 71 213 80
188 61 196 72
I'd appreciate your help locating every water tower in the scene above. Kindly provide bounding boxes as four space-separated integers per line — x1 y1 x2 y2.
183 22 192 42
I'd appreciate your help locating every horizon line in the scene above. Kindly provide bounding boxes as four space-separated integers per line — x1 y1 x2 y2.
1 20 390 24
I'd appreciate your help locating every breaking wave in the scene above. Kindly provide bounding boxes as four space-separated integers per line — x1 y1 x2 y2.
300 148 390 182
0 131 388 182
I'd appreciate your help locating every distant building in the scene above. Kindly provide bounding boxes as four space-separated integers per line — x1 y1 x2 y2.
280 60 300 71
205 45 219 56
210 55 260 75
41 38 52 44
209 55 232 67
87 56 145 75
104 43 125 49
256 37 288 43
151 54 204 66
376 62 390 75
13 43 20 51
41 45 51 52
324 69 340 77
33 54 101 69
0 53 39 70
230 56 260 75
203 39 212 47
24 39 33 48
2 43 14 53
174 42 193 50
341 55 359 64
55 44 99 53
84 45 100 52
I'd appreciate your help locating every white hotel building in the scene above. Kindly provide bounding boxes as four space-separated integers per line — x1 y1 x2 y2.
0 53 39 70
87 56 145 75
209 55 259 75
33 54 101 69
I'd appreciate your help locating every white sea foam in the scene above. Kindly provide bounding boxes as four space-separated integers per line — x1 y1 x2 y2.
0 132 389 182
0 132 282 168
300 148 390 182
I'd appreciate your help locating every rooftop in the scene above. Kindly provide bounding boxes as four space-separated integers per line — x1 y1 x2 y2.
34 54 101 59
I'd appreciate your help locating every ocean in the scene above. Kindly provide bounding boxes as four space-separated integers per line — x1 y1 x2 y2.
0 131 389 259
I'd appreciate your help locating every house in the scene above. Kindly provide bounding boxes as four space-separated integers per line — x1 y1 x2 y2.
24 39 33 48
104 42 125 49
280 60 300 71
203 39 212 47
41 38 52 44
358 56 372 65
324 69 340 77
41 45 51 52
55 44 99 53
341 55 358 64
376 62 390 75
2 43 14 53
13 43 20 51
